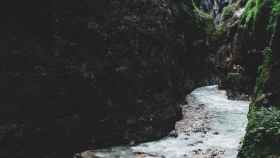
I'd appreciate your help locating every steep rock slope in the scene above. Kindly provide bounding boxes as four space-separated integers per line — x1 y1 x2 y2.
216 0 280 157
0 0 215 158
217 0 265 98
237 0 280 157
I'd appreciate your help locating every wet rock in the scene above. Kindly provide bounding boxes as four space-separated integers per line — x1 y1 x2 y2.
129 140 136 146
80 151 98 158
82 86 249 158
168 130 178 138
213 131 219 135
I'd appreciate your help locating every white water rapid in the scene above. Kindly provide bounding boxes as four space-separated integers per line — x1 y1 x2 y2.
81 85 249 158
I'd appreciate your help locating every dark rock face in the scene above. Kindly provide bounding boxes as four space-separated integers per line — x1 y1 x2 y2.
215 0 262 98
0 0 215 157
217 27 261 98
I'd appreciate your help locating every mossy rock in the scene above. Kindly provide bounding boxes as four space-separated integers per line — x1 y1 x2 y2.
238 106 280 158
254 48 272 97
238 46 278 157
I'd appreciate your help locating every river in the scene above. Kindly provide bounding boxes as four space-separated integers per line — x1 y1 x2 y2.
80 85 249 158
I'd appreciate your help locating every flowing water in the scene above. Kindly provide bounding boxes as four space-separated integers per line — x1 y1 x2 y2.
81 85 249 158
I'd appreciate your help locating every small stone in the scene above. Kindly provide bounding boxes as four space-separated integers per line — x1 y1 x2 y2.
169 130 178 137
129 140 135 145
213 131 219 135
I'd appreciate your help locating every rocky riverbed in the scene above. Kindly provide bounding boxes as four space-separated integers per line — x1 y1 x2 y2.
78 85 249 158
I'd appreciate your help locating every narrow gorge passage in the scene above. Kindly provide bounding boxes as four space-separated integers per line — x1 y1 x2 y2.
2 0 280 157
81 85 249 158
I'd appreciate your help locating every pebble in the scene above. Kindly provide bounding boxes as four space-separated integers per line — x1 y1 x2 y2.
213 131 219 135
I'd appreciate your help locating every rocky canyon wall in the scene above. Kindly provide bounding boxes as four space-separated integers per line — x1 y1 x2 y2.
0 1 216 158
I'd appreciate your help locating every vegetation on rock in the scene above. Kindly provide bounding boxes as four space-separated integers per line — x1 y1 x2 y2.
236 0 280 157
213 0 280 156
241 0 264 26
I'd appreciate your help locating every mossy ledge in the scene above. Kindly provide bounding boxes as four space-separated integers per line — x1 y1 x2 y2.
238 48 278 158
238 0 280 155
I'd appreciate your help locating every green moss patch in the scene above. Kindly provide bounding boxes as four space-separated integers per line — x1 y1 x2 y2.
239 105 280 158
268 0 280 32
238 46 279 157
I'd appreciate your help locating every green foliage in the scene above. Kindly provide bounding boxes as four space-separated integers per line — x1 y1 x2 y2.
268 0 280 32
272 0 280 13
241 0 280 31
241 0 264 27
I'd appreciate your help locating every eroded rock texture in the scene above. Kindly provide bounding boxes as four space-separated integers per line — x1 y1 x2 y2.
215 0 280 157
0 0 216 157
